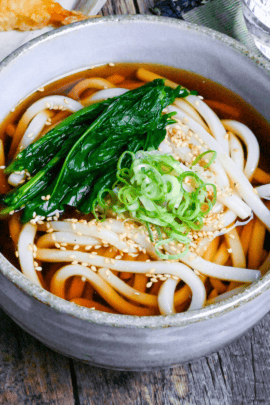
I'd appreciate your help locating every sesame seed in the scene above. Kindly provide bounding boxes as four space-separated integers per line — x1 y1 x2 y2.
71 261 78 265
229 234 235 239
91 266 97 272
108 62 115 66
81 262 88 267
146 282 152 288
81 276 86 282
9 210 15 215
35 266 42 271
227 248 233 253
38 87 44 92
85 245 92 251
73 245 79 250
106 270 110 276
134 292 140 296
15 251 19 257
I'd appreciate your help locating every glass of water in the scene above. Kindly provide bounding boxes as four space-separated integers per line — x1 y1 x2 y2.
241 0 270 58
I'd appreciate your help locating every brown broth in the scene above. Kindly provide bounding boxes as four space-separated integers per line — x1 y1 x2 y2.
0 62 270 291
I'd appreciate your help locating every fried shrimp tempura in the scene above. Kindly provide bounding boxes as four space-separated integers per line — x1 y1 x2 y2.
0 0 91 31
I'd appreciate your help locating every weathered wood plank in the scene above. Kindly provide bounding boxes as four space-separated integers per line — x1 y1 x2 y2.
102 0 137 16
73 362 189 405
185 313 270 405
135 0 155 14
70 313 270 405
0 309 74 405
101 0 155 16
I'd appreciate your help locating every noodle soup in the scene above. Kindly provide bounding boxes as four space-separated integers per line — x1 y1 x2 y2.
0 63 269 316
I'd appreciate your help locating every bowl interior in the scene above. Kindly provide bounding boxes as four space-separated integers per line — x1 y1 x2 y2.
0 15 270 328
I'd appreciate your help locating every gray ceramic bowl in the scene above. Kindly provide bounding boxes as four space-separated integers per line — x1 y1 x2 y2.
0 15 270 371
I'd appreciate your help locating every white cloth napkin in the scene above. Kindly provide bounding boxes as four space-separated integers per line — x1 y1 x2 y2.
0 0 78 62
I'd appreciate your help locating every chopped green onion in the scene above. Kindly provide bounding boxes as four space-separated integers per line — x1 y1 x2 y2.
100 151 217 259
191 150 217 169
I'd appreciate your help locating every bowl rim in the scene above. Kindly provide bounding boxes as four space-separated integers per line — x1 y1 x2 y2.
0 14 270 329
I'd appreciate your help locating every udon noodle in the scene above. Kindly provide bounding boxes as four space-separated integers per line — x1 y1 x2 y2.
1 64 270 316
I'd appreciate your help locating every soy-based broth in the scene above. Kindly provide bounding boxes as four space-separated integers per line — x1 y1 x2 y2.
0 63 269 315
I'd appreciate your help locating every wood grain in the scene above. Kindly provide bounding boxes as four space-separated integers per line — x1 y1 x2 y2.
0 309 74 405
72 362 189 405
70 315 270 405
102 0 137 16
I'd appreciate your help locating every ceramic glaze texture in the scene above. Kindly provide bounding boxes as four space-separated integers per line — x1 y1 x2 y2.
0 16 270 370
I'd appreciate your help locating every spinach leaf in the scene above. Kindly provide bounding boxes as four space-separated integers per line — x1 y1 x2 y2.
2 79 183 222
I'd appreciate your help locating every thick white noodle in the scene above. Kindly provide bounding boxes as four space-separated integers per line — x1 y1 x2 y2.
14 96 83 142
18 223 42 287
229 132 245 172
202 209 237 232
255 184 270 200
218 154 270 230
259 252 270 276
166 131 251 219
51 265 155 316
37 221 137 253
16 110 53 154
173 98 209 131
205 285 247 305
35 248 206 311
186 95 229 154
98 268 158 308
222 120 260 180
210 202 224 215
36 232 100 248
157 278 178 315
167 105 269 226
89 88 128 102
167 105 225 154
180 255 260 282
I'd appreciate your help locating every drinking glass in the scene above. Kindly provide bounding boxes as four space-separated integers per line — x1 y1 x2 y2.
241 0 270 58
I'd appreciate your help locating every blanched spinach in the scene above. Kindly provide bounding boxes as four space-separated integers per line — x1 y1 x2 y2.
1 79 182 222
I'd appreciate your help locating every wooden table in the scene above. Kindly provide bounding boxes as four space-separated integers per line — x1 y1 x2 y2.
1 1 270 404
